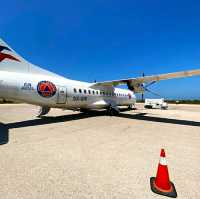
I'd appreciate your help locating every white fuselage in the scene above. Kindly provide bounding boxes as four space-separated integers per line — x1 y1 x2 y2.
0 71 136 110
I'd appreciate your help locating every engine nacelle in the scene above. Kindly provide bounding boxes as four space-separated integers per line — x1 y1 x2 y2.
127 81 145 93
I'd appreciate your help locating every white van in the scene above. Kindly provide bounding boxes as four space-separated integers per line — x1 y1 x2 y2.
144 98 168 109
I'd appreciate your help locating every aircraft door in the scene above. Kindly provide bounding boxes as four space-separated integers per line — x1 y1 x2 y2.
57 86 67 104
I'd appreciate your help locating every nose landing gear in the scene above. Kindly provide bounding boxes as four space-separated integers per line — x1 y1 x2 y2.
37 106 51 117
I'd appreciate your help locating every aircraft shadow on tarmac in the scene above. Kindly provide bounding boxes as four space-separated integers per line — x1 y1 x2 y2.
7 112 99 129
0 123 9 145
1 109 200 145
0 112 97 145
117 112 200 127
3 108 130 131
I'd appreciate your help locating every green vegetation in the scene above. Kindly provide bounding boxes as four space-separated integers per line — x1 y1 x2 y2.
166 99 200 104
137 99 200 104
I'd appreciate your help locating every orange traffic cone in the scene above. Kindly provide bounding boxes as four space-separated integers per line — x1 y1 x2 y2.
150 149 177 198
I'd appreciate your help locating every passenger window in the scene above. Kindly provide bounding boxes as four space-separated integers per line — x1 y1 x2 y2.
96 91 98 95
84 89 87 94
88 90 91 94
74 88 77 93
79 89 82 93
92 90 95 95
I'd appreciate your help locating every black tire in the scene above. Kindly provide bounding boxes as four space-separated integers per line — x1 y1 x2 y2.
107 107 119 116
80 108 89 113
144 105 152 109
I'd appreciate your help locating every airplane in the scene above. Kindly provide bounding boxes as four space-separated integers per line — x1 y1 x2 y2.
0 38 200 117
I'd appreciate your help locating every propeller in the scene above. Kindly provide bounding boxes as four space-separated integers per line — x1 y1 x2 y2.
141 72 162 99
141 72 145 101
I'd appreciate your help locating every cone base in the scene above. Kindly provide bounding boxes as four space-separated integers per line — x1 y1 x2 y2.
150 177 177 198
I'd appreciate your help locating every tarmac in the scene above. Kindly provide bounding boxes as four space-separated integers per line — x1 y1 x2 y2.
0 103 200 199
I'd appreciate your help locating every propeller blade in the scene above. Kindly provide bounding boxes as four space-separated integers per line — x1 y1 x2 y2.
141 72 145 101
145 80 157 88
142 93 144 101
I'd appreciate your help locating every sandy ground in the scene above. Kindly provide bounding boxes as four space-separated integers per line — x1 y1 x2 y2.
0 103 200 199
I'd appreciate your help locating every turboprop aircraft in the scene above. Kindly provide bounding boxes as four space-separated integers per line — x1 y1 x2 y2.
0 38 200 117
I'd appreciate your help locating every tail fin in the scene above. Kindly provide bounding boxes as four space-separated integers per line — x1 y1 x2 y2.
0 38 31 72
0 38 59 77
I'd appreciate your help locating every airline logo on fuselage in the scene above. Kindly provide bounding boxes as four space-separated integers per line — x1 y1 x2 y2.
0 45 20 62
37 81 57 98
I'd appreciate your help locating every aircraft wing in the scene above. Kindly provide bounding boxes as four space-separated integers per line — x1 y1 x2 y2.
91 69 200 92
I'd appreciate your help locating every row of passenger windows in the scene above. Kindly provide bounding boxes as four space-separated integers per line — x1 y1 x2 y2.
73 88 130 97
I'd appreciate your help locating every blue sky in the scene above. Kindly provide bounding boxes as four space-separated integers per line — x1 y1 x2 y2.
1 0 200 99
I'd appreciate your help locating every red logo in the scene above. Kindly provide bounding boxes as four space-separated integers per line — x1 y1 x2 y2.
37 81 57 98
0 45 20 62
0 52 20 62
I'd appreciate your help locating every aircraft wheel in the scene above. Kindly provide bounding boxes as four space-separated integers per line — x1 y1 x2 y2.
80 108 89 113
107 107 120 116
